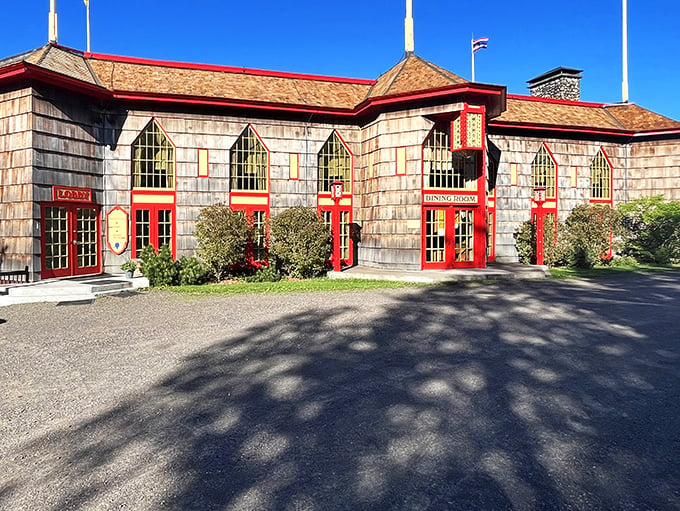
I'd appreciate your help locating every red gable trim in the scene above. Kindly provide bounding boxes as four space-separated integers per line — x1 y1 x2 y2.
84 51 376 86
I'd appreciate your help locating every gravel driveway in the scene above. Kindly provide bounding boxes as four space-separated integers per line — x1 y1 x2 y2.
1 273 679 510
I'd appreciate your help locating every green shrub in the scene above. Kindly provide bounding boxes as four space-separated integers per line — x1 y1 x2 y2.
178 256 212 285
563 204 622 268
618 196 680 264
194 204 252 280
139 244 178 286
609 255 638 268
243 265 283 283
514 221 536 264
269 206 331 278
513 219 568 267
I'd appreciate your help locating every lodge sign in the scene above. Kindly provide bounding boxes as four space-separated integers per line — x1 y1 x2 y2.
52 185 93 203
424 193 478 205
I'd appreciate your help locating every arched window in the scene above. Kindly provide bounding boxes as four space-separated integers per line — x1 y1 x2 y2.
230 126 268 192
132 120 175 189
531 145 557 199
318 132 351 193
423 125 477 190
590 149 612 200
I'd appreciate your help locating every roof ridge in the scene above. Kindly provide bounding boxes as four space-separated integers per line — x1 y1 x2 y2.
601 105 627 129
370 56 409 98
418 55 465 84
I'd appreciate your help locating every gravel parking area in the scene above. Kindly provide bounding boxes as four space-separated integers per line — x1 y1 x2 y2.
1 273 679 510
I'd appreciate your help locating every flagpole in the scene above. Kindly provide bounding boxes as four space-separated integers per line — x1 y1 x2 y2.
471 36 475 82
86 0 91 53
622 0 629 102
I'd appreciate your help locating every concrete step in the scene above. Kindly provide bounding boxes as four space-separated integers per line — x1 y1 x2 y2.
0 275 149 306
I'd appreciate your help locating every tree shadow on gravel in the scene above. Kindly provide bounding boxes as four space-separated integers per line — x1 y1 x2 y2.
4 272 680 510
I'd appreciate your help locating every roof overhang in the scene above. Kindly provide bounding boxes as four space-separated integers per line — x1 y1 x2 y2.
0 61 111 100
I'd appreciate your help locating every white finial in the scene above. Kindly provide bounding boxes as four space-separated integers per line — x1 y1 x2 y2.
405 0 415 54
48 0 58 43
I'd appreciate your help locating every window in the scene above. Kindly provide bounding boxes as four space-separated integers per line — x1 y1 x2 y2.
423 125 477 190
252 210 267 262
321 210 350 260
318 132 351 193
230 126 268 192
132 120 174 189
531 145 557 199
590 149 612 200
133 206 173 258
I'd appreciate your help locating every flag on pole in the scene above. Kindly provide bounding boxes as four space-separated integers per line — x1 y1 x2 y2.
472 37 489 53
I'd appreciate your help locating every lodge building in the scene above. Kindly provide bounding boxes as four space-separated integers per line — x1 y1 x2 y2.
0 43 679 281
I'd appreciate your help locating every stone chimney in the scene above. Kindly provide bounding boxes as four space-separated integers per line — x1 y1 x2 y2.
527 67 583 101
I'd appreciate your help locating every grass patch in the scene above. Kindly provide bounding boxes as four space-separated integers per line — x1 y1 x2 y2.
163 278 429 295
549 263 680 279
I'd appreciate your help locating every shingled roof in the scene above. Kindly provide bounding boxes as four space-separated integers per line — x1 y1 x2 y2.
493 95 680 134
604 103 680 131
367 53 467 99
1 44 678 134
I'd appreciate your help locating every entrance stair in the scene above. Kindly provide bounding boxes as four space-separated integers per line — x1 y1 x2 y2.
0 274 149 306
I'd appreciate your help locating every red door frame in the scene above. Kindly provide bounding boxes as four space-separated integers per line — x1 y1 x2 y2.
318 205 354 267
131 202 177 259
41 202 102 279
421 205 485 269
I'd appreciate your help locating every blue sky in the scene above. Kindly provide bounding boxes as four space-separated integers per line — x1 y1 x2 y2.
2 1 679 120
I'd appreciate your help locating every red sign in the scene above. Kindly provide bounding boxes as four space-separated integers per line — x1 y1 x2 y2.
53 186 93 203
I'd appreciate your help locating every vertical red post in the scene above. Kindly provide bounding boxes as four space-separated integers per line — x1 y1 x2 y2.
533 186 547 266
330 180 344 272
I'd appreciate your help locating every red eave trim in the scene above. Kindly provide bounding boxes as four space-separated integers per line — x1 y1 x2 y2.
488 120 634 137
631 128 680 137
0 62 27 81
85 51 375 86
113 83 505 118
507 93 606 108
112 91 357 116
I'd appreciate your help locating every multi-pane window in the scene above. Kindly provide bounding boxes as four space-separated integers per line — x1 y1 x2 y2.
44 206 69 270
231 126 268 192
590 150 612 200
424 126 477 190
531 145 557 199
322 210 350 261
158 210 173 249
135 210 151 258
252 210 267 261
455 209 474 262
425 209 446 263
76 207 98 268
132 120 175 189
318 132 351 193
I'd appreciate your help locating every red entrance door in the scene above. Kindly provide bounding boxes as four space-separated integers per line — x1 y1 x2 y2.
41 203 101 278
423 207 480 269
